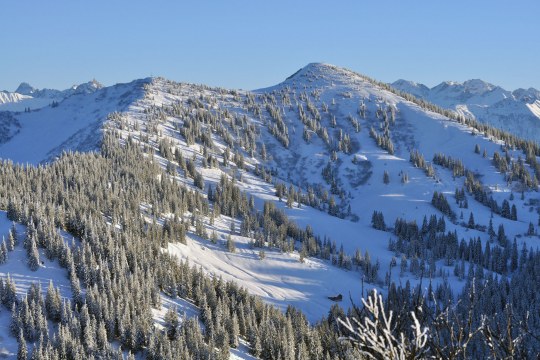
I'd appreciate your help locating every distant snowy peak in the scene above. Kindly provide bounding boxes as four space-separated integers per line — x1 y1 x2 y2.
10 80 103 99
431 79 499 96
391 77 540 141
513 87 540 102
428 79 511 107
392 79 430 98
1 79 103 111
12 82 62 99
14 82 37 96
69 79 103 95
461 79 499 95
392 78 539 105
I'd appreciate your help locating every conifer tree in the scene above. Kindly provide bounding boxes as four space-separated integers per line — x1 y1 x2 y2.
226 234 236 253
468 212 475 229
0 240 7 264
17 329 27 360
27 235 40 271
7 230 15 251
383 170 390 184
164 305 179 340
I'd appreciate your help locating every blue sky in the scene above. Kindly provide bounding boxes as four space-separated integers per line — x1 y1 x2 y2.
2 1 539 91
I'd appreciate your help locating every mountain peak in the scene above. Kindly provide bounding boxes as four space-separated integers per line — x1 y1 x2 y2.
71 79 103 95
15 82 36 95
286 63 334 80
462 79 497 94
512 87 540 102
393 79 418 87
391 79 430 97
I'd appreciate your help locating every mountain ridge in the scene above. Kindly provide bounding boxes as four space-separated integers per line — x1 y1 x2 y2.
391 77 540 142
1 63 540 357
0 79 104 111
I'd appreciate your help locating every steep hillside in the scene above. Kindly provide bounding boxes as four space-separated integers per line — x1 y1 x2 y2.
1 64 540 358
0 78 148 163
392 78 540 142
101 63 540 323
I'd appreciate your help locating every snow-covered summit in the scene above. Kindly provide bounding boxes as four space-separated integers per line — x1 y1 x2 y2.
0 79 104 111
279 62 369 86
427 79 510 106
513 87 540 102
461 79 498 94
68 79 103 95
392 79 430 98
14 82 37 96
392 77 540 141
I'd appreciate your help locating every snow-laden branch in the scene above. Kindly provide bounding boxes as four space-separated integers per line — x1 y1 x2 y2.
338 289 429 360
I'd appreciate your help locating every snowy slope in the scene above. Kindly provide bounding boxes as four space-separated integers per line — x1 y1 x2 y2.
100 64 540 324
0 78 149 164
1 63 540 332
0 91 31 105
261 63 537 249
392 78 540 141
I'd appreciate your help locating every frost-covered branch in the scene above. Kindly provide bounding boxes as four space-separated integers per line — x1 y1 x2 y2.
338 289 429 360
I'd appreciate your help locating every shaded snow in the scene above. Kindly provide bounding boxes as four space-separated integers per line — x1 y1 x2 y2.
0 212 73 357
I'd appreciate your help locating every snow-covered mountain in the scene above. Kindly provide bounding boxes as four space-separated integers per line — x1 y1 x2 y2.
0 79 103 111
392 78 540 141
0 78 148 163
1 63 540 358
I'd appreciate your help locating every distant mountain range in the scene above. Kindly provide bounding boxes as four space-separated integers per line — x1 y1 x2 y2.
0 80 103 111
391 78 540 142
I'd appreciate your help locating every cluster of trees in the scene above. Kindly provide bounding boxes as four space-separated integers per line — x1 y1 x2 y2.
492 151 538 189
433 153 466 178
454 187 468 209
463 172 518 221
369 126 394 155
409 150 435 178
389 212 523 275
372 212 540 358
431 191 456 221
428 147 523 223
371 211 386 231
264 98 289 148
274 178 346 219
0 131 364 359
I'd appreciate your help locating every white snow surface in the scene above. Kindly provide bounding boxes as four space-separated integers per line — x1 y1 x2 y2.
392 77 540 142
110 64 540 325
0 63 540 339
0 78 149 164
